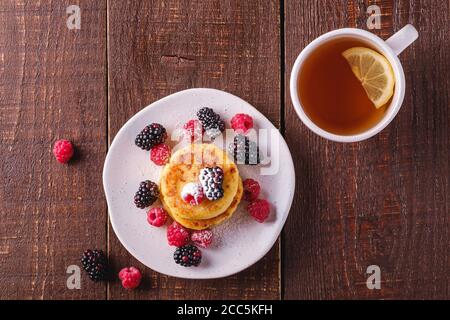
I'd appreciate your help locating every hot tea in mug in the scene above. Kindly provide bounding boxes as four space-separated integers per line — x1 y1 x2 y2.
297 37 394 135
290 25 418 142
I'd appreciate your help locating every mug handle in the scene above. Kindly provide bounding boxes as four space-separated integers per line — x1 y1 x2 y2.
385 24 419 56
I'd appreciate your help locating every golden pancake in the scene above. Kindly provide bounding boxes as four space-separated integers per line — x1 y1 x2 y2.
160 144 239 220
162 178 243 230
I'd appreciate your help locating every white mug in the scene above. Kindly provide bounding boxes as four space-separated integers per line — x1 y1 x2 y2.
290 25 419 143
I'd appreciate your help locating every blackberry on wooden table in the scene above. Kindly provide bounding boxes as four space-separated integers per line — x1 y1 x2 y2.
81 249 108 281
134 180 159 208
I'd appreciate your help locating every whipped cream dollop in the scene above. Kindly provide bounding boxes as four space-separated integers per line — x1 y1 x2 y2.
181 182 204 206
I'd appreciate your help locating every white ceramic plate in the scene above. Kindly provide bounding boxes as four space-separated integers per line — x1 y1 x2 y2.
103 88 295 279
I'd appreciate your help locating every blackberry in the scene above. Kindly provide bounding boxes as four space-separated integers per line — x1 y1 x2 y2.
229 134 262 165
173 244 202 267
199 166 224 200
197 107 219 127
135 123 167 151
134 180 159 208
197 107 225 139
81 249 108 281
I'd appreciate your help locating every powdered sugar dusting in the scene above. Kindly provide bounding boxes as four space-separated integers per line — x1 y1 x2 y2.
211 204 253 249
191 229 214 248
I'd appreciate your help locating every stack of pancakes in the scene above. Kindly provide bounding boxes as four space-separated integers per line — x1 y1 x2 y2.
160 144 243 230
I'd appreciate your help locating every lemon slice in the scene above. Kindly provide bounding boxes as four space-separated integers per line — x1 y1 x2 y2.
342 47 395 108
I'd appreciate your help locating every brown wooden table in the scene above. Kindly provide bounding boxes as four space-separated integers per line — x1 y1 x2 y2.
0 0 448 300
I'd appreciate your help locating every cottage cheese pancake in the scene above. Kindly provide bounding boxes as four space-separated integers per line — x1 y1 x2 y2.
160 144 240 220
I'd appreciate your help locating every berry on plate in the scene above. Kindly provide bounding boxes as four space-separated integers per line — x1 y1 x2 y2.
53 139 74 163
173 244 202 267
229 134 262 165
134 180 159 209
199 167 224 201
135 123 167 151
231 113 254 133
147 207 168 227
167 221 190 247
150 143 171 166
181 182 204 206
247 199 270 223
118 267 142 289
197 107 225 139
191 229 213 248
243 178 261 201
183 119 204 143
81 249 108 282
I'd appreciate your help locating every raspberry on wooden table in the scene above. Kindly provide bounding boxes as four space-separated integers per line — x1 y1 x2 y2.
53 139 74 164
118 267 142 289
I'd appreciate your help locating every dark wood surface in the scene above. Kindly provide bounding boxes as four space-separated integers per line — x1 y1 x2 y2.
0 0 107 299
0 0 448 299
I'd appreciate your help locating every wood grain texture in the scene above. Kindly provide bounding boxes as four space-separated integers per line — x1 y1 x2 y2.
0 0 448 300
283 0 449 299
0 0 107 299
107 0 280 299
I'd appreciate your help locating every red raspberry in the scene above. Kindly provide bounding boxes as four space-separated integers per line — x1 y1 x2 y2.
147 207 168 227
247 199 270 223
191 229 213 248
181 182 204 206
150 144 171 166
231 113 254 134
118 266 142 289
53 139 74 163
167 221 190 247
183 119 204 143
243 178 261 201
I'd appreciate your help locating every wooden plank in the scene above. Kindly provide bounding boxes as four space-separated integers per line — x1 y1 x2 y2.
0 0 107 299
108 0 280 299
283 0 449 299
